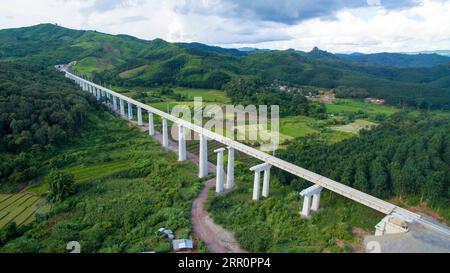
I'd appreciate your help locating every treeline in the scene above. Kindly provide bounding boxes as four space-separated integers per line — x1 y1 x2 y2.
0 62 95 189
333 86 369 99
224 77 327 118
277 113 450 206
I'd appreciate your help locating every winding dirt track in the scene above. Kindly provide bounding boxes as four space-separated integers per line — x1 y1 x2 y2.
127 117 245 253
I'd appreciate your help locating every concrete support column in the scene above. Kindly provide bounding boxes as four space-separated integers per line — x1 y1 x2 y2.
301 195 312 217
148 112 155 136
226 147 235 189
128 102 133 120
262 166 271 198
178 124 187 161
120 99 125 116
113 96 118 112
137 107 143 126
311 193 321 212
214 148 226 193
300 185 323 218
199 134 208 178
162 118 169 148
96 89 101 100
252 171 261 201
250 163 271 201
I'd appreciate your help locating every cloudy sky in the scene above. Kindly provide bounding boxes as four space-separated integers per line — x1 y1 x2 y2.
0 0 449 53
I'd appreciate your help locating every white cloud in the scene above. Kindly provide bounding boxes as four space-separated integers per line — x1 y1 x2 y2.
0 0 448 53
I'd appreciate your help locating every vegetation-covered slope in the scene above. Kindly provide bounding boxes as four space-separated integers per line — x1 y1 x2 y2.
0 62 96 191
336 52 450 68
278 113 450 215
1 24 450 109
0 63 202 252
0 110 202 253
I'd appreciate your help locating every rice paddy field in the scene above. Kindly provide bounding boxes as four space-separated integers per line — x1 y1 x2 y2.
0 193 47 228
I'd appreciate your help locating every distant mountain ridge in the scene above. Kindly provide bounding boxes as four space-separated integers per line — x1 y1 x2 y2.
336 52 450 68
0 23 450 109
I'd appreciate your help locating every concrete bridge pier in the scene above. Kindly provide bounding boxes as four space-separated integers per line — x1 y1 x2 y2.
137 107 143 126
262 165 272 198
120 99 125 116
113 96 118 112
252 171 261 201
300 185 323 218
199 134 208 178
128 102 133 120
96 89 101 101
148 112 155 136
178 124 187 161
162 118 169 148
226 147 235 189
250 163 271 201
214 148 226 193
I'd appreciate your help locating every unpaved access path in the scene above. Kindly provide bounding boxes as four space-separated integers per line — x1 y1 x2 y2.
127 117 245 253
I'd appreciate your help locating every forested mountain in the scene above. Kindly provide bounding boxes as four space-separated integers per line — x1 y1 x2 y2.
1 24 450 109
278 113 450 207
336 52 450 68
0 62 96 190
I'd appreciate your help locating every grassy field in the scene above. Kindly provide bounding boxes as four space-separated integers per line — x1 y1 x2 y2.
279 115 353 144
326 99 399 117
0 193 47 228
331 119 378 134
174 87 230 103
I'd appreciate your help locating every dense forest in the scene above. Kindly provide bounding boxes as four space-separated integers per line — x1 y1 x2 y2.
277 113 450 207
0 62 95 190
1 24 450 110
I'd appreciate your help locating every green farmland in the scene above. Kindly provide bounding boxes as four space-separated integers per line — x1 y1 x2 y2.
325 99 399 117
0 193 47 228
174 87 230 103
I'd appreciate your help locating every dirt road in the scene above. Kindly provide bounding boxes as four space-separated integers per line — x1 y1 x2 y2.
127 117 245 253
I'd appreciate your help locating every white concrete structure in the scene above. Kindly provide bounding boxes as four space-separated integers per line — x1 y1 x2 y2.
119 99 125 116
148 112 155 136
178 125 187 161
63 70 450 238
199 135 208 178
250 163 271 201
137 107 143 126
113 96 118 112
262 165 271 198
214 148 226 193
375 215 409 236
226 147 235 189
299 185 323 218
162 118 169 148
128 102 133 120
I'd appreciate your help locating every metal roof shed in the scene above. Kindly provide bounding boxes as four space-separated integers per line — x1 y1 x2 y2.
172 239 193 252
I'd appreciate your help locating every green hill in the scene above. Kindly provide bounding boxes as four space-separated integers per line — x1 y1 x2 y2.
336 52 450 68
1 24 450 109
